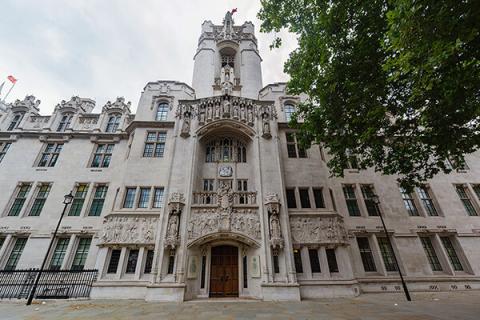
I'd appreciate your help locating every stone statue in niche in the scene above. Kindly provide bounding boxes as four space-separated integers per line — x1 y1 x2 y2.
265 193 284 254
164 193 185 250
261 110 271 139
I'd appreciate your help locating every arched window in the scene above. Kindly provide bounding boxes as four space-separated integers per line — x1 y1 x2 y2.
7 113 24 131
156 103 169 121
56 113 73 132
284 104 296 122
205 137 247 163
105 114 121 133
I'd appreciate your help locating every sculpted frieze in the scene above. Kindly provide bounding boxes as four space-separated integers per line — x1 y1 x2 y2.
187 208 261 242
99 215 157 245
289 215 348 245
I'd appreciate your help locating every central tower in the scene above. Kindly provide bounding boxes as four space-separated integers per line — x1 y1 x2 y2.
192 11 263 99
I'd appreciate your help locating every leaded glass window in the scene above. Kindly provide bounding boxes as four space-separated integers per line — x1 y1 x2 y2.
143 132 166 157
205 137 247 162
49 238 70 270
153 188 165 208
126 249 139 273
357 237 376 272
91 144 114 168
377 237 398 272
29 183 51 216
343 185 361 216
56 114 73 132
138 187 151 208
440 237 463 271
88 185 108 216
123 188 136 208
399 187 419 216
420 237 442 271
455 185 477 216
156 103 169 121
69 184 89 216
105 114 121 133
361 185 380 216
8 183 31 216
417 186 438 216
38 143 63 167
71 238 92 271
4 238 27 270
0 142 12 163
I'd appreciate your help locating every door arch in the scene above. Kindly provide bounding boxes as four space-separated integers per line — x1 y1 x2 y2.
209 245 239 297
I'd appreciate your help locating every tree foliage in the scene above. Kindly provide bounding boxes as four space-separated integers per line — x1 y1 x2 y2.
258 0 480 190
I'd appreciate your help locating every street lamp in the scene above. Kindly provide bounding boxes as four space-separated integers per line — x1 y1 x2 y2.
371 194 412 301
26 191 74 306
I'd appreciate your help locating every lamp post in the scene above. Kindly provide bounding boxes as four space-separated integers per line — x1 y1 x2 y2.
26 191 74 306
372 194 412 301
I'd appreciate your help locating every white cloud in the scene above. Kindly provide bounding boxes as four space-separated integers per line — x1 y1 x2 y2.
0 0 296 114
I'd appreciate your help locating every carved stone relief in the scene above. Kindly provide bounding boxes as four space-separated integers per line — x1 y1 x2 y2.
99 215 158 245
289 216 348 246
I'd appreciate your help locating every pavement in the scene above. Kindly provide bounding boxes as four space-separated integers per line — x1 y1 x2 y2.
1 291 480 320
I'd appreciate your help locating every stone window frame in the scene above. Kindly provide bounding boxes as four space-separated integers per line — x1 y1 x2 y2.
283 102 296 123
454 184 479 216
86 183 109 217
4 182 33 217
342 183 383 218
35 142 64 167
293 246 341 279
155 101 170 121
119 185 165 211
68 182 92 217
48 237 71 270
56 113 74 132
105 113 122 133
1 236 28 270
70 236 93 271
143 131 167 158
26 182 53 217
0 141 12 164
88 143 115 168
286 187 330 211
103 246 155 280
416 184 442 217
285 132 307 159
7 112 25 131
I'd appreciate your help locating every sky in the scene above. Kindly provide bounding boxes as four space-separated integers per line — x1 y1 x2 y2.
0 0 296 115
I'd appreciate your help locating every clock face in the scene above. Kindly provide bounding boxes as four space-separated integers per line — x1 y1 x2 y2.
219 165 233 177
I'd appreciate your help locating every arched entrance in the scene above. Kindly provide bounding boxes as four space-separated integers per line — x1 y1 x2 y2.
209 245 239 297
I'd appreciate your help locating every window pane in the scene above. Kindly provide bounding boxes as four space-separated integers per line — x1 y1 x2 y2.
361 185 379 216
313 188 325 208
417 186 438 216
71 238 92 271
293 249 303 273
5 238 27 270
123 188 136 208
286 189 297 208
144 250 154 274
343 185 361 216
126 250 139 273
308 249 321 273
420 237 442 271
440 237 463 271
153 188 165 208
107 250 121 273
326 249 339 273
299 189 311 208
89 185 107 216
455 185 477 216
49 238 70 270
377 237 398 272
399 187 419 216
357 237 377 272
143 143 154 157
138 188 151 208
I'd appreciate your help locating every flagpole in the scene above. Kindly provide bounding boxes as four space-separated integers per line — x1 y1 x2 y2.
3 82 16 102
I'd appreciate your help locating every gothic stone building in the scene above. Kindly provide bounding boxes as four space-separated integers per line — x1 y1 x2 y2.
1 13 480 301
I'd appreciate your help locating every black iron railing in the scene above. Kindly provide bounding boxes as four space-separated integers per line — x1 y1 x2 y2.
0 269 98 299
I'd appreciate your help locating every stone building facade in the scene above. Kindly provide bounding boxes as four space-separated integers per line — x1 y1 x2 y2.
0 12 480 301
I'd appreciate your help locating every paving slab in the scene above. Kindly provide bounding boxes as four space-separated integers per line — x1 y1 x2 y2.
0 292 479 320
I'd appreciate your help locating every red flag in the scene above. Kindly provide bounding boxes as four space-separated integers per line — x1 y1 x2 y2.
231 8 237 14
7 75 17 84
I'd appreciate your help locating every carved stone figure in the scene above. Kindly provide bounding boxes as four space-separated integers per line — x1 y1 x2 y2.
99 215 157 245
289 215 348 245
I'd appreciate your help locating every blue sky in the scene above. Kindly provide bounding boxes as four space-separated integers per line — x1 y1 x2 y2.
0 0 296 114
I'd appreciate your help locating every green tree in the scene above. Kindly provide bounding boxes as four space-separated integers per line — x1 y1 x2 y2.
259 0 480 190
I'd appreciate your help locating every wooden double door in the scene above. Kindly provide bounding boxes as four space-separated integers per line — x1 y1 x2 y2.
209 245 239 297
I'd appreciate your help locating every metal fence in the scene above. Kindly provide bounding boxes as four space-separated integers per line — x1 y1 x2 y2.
0 269 98 299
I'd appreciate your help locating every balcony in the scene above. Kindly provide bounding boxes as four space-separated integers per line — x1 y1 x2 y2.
192 191 257 206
